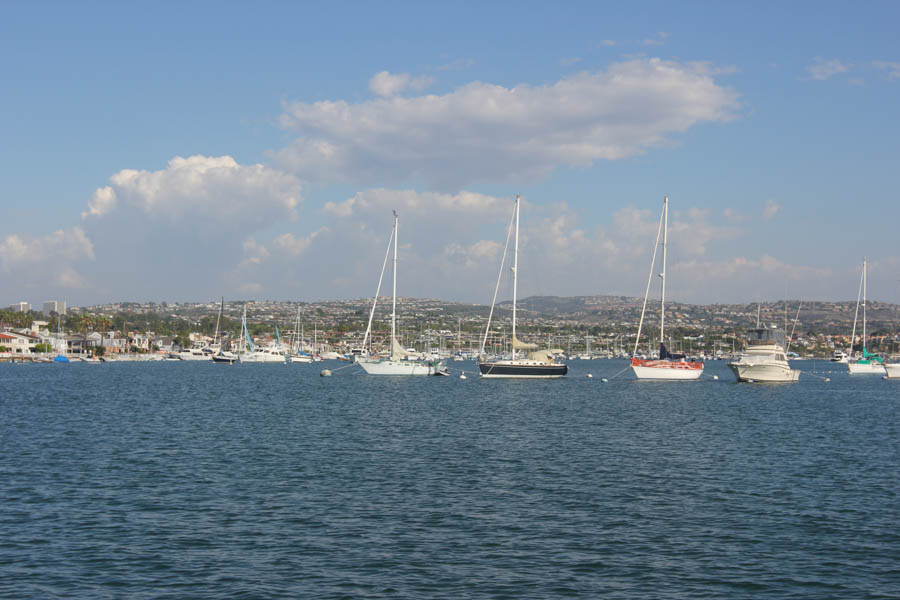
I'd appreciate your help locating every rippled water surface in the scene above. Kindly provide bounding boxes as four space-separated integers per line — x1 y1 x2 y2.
2 360 898 598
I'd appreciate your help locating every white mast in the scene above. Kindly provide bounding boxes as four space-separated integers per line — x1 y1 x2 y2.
660 195 668 350
361 223 395 353
391 210 398 361
511 195 520 361
479 208 515 358
850 259 864 358
294 306 301 354
862 257 867 355
213 297 223 349
240 303 247 356
633 201 664 357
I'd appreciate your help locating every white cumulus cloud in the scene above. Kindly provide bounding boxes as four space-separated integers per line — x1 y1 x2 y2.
369 71 434 97
807 58 850 80
0 227 95 291
762 199 780 220
273 227 329 256
276 58 739 190
85 154 302 228
0 227 95 271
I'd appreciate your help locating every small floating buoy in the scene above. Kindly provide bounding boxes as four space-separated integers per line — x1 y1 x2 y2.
601 378 609 383
712 375 719 380
586 373 593 379
825 378 830 382
460 372 467 379
320 369 332 377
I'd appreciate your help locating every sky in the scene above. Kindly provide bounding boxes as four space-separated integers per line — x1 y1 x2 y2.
2 1 899 307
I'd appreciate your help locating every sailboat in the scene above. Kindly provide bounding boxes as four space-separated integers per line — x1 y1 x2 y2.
478 195 567 378
210 297 237 363
288 307 313 363
53 316 69 363
848 258 886 374
238 303 286 363
631 196 703 380
357 211 440 375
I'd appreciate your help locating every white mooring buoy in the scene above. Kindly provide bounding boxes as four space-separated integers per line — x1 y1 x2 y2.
601 378 609 383
586 373 593 379
320 369 332 377
460 372 467 380
713 375 719 380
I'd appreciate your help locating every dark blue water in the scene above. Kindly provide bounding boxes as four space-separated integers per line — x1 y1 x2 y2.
2 360 898 599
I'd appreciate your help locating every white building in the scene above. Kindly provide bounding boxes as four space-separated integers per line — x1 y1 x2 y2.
8 302 31 312
42 300 67 316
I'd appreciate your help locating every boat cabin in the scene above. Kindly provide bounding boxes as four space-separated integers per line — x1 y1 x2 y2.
746 327 786 349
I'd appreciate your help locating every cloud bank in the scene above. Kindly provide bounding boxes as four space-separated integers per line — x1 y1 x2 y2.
276 58 739 190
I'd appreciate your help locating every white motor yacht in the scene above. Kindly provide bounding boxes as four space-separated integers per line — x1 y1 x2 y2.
728 327 799 383
240 344 286 363
176 348 212 361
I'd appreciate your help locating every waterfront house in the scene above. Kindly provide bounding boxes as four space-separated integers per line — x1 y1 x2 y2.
1 331 41 353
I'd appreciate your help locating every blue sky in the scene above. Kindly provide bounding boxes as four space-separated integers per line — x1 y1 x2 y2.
2 1 899 306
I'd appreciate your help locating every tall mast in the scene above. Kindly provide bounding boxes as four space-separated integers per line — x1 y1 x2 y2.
660 196 668 348
862 257 867 354
391 210 398 361
213 296 223 348
633 201 664 357
240 303 247 355
512 195 520 361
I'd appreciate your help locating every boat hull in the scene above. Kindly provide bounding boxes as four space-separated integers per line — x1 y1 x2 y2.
631 358 703 380
239 352 286 363
478 360 567 378
212 353 237 364
848 361 886 375
728 362 799 383
178 353 212 361
358 358 436 376
884 364 900 379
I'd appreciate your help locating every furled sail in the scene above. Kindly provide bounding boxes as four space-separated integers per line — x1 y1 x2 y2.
526 349 554 362
511 335 538 350
659 342 685 361
391 336 414 358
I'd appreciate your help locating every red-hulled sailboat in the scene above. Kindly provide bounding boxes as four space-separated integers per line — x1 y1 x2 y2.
630 196 703 380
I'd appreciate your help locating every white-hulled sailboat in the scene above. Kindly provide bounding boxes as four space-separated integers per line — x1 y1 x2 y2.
357 211 440 375
630 196 703 380
848 258 886 375
478 195 567 378
211 296 237 363
238 303 286 363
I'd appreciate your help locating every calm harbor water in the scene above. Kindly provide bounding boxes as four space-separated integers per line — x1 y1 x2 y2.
2 359 898 599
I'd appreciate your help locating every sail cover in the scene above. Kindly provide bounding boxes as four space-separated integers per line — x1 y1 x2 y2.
511 335 538 350
659 342 685 360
